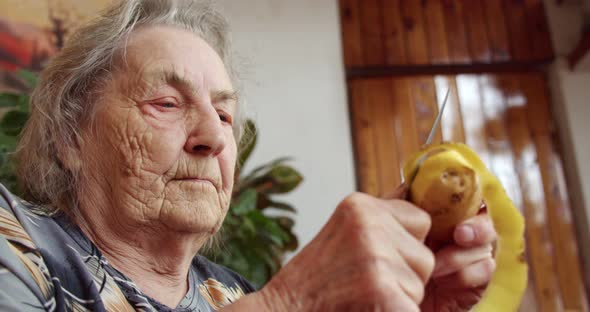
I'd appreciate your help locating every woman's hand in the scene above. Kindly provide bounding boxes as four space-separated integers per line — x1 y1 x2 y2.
223 188 496 312
420 212 497 311
233 187 435 312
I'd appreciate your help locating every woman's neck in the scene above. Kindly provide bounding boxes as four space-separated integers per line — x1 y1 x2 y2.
77 199 209 308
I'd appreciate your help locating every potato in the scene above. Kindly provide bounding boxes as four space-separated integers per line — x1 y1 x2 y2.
403 143 527 312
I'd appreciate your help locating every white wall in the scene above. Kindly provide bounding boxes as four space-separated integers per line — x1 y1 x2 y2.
551 63 590 210
216 0 356 257
544 0 590 288
544 0 590 228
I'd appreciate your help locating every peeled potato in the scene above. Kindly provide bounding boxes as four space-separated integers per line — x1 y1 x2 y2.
403 143 527 312
405 148 482 242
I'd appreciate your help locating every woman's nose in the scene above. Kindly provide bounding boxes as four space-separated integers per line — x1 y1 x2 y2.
184 108 226 157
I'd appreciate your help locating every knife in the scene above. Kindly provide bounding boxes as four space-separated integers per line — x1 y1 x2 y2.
404 88 450 186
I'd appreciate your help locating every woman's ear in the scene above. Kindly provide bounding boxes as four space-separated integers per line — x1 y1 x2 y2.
58 145 82 172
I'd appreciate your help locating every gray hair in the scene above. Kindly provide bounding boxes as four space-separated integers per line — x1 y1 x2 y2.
15 0 244 218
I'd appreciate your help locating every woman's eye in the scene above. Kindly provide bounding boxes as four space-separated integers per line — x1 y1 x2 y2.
158 102 177 108
219 113 232 124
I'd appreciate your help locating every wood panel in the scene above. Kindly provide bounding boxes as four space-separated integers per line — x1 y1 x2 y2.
522 74 589 312
391 77 420 169
399 1 429 65
456 75 490 165
479 74 538 311
504 0 533 61
382 0 406 65
434 75 465 143
477 75 535 312
503 75 562 312
461 0 492 63
423 0 450 64
339 0 364 67
442 0 470 64
340 0 554 68
484 0 512 62
349 80 379 195
479 74 523 208
372 79 402 195
524 0 554 60
410 76 442 145
359 0 385 66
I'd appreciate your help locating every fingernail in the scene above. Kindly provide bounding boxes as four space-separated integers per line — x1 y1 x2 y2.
457 225 475 243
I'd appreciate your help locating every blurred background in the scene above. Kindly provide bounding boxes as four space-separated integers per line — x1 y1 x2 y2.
0 0 589 310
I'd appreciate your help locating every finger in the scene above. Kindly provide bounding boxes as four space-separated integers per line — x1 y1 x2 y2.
389 249 428 304
382 183 408 200
454 212 497 248
388 283 421 312
384 199 431 242
389 231 435 284
364 256 422 311
434 258 496 289
432 244 493 278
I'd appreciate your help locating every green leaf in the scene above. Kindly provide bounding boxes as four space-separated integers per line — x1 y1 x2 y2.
272 216 296 230
255 193 297 212
246 258 269 288
0 93 21 108
237 119 257 169
265 165 303 194
236 217 256 238
0 132 18 147
251 244 279 275
283 231 299 252
269 201 297 212
17 95 29 113
248 211 290 246
223 241 249 273
0 110 29 136
17 70 38 88
231 188 258 215
240 156 292 184
222 212 240 227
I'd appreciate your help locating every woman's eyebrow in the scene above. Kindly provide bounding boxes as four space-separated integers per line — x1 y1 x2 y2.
145 70 237 105
211 90 238 103
161 70 197 97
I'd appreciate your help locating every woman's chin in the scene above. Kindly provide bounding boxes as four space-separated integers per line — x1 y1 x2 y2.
159 199 223 234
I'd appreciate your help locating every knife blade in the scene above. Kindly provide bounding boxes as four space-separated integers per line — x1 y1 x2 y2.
403 88 450 186
425 87 450 145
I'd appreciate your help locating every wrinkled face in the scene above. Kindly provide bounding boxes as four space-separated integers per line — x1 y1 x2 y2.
79 25 237 234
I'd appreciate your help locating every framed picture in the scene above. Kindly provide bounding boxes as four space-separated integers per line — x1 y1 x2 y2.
0 0 110 90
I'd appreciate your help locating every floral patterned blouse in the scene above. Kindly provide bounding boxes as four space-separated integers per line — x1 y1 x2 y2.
0 184 255 311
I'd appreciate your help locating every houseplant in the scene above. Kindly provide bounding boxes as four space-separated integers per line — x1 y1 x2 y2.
202 119 301 287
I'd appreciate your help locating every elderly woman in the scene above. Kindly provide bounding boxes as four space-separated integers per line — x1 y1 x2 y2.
0 0 497 311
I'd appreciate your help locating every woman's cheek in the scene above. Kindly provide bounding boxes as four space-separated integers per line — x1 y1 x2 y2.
147 125 186 170
220 134 238 191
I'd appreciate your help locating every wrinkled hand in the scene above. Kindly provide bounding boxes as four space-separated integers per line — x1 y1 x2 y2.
420 211 497 312
225 187 496 312
258 187 435 311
